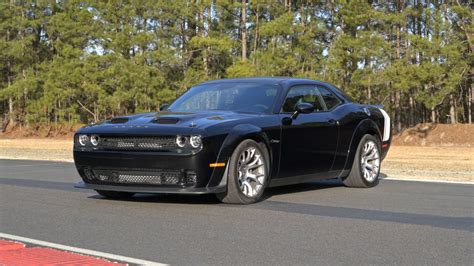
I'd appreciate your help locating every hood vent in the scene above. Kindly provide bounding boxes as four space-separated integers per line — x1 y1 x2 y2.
109 117 129 124
153 117 180 124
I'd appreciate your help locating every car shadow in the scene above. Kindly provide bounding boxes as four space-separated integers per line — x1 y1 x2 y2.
379 172 389 179
88 178 347 204
88 193 222 204
260 178 343 201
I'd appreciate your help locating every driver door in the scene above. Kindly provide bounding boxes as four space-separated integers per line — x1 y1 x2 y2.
277 85 339 181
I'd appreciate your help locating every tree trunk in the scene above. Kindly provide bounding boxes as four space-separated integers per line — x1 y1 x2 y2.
395 90 401 132
396 0 402 59
199 5 208 76
449 94 456 124
469 82 473 124
6 23 14 126
422 105 426 123
252 3 259 65
285 0 292 11
241 0 247 61
367 86 371 104
8 97 13 126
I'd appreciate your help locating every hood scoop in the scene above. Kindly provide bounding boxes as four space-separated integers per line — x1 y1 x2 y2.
109 117 129 124
152 117 180 124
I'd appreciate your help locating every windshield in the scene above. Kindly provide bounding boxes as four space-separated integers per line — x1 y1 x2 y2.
168 82 280 114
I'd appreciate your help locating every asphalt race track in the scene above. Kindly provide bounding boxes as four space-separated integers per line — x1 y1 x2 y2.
0 159 472 265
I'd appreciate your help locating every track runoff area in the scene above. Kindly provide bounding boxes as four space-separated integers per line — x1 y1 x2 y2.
0 233 166 266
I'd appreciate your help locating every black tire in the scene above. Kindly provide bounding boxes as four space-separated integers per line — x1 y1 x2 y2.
216 139 270 204
343 134 381 188
95 190 135 199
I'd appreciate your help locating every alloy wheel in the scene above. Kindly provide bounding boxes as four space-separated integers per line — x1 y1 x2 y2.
360 140 380 182
237 147 266 197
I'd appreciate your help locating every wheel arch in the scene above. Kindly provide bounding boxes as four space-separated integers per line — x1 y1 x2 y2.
206 124 273 188
340 119 382 178
218 124 272 164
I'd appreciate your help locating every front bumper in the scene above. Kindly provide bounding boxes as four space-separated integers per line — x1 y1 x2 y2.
73 148 228 194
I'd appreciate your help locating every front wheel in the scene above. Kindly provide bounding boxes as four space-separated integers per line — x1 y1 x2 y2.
343 134 381 188
216 139 270 204
95 190 135 199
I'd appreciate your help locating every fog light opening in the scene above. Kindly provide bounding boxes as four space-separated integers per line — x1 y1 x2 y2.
186 171 197 185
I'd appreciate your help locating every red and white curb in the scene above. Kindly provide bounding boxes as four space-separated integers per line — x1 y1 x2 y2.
0 233 167 265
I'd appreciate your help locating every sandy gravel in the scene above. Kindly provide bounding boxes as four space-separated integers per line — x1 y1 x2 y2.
0 139 73 162
382 146 473 182
0 138 472 182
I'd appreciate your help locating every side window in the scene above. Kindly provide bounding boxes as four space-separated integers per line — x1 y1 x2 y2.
318 86 341 110
281 86 325 113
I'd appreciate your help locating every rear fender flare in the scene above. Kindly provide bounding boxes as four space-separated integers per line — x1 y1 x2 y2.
340 119 382 177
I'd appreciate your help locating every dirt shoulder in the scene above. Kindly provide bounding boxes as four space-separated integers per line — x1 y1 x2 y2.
0 138 73 162
392 123 473 147
0 138 472 183
382 146 473 182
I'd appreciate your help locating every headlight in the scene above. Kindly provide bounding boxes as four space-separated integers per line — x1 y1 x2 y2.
90 135 100 146
189 135 202 149
176 136 187 148
78 135 89 146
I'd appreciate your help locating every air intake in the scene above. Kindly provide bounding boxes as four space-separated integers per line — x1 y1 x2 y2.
153 117 180 124
83 168 197 186
109 117 129 124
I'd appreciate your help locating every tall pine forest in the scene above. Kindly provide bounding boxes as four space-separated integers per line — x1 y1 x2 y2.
1 1 472 133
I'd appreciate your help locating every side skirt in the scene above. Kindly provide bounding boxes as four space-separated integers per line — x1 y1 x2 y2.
269 171 340 187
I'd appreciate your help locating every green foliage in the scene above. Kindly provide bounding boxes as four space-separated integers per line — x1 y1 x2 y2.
0 0 472 127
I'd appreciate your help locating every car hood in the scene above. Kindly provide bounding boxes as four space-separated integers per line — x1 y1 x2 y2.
77 111 258 135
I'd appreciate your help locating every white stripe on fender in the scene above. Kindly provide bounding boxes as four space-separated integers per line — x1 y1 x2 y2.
0 232 168 266
379 108 391 141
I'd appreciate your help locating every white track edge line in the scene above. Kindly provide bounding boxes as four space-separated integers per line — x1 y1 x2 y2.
383 177 474 185
0 232 168 266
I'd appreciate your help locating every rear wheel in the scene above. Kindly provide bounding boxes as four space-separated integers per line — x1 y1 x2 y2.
216 139 270 204
343 134 381 188
95 190 135 199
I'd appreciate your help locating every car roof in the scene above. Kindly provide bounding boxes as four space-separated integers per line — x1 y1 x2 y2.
200 77 326 87
199 77 350 102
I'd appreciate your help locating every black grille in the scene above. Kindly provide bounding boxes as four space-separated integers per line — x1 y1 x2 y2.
83 168 197 186
98 136 177 151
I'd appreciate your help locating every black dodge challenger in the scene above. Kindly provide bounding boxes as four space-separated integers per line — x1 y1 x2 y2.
74 78 391 204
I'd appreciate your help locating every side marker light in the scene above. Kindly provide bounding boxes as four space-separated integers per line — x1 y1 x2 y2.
209 162 226 168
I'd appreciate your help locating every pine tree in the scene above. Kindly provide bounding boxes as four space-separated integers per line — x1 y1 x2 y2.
0 0 471 128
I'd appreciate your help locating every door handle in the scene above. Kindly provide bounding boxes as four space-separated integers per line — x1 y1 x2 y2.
327 119 338 125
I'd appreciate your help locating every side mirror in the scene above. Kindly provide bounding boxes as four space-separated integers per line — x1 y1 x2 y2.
290 102 314 119
159 103 169 111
